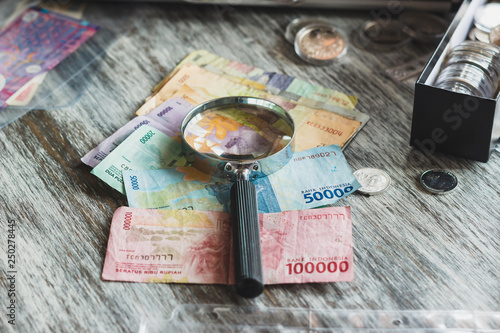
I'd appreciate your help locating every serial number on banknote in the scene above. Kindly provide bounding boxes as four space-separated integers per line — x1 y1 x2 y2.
305 121 344 137
125 254 174 261
293 151 337 162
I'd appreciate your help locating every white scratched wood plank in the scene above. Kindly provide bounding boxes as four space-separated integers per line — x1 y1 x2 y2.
0 2 499 333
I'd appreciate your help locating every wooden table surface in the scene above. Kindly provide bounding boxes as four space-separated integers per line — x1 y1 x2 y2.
0 1 499 332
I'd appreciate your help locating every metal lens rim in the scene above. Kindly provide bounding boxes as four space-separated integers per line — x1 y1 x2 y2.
180 96 296 178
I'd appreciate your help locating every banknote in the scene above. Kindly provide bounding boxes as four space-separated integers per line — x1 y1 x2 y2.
136 65 360 149
149 49 370 145
101 206 353 284
152 49 358 110
81 97 193 168
82 95 288 168
169 83 361 145
123 145 361 213
0 7 98 110
91 125 186 193
147 64 358 128
137 64 294 115
87 94 359 195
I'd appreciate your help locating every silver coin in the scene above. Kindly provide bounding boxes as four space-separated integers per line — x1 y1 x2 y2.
474 3 500 33
435 40 500 98
353 168 391 196
420 169 458 194
454 40 500 58
445 49 500 82
436 81 475 94
294 23 347 65
436 62 494 97
399 11 448 42
285 18 331 44
354 20 411 52
469 27 490 43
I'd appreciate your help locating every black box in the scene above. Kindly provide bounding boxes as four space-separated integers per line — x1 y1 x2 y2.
410 0 500 162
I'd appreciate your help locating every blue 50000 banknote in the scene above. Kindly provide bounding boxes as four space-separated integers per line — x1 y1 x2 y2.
123 145 360 214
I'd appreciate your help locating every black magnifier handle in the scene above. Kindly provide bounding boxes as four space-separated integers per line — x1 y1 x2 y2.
230 179 264 298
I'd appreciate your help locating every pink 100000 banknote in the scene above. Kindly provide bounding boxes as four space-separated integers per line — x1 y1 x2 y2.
102 207 353 285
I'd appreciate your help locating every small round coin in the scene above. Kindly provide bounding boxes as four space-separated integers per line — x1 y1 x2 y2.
474 3 500 33
399 11 448 42
354 20 412 52
353 168 391 196
420 169 458 194
469 27 490 43
294 23 346 65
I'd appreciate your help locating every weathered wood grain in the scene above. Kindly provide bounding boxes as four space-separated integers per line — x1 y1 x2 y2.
0 2 499 332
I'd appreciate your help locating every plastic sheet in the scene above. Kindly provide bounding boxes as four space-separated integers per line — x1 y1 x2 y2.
139 305 500 333
0 1 120 128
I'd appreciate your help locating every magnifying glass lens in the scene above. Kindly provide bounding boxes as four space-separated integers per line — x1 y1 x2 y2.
183 104 294 161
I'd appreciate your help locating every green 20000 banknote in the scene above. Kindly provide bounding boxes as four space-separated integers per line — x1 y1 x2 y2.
91 125 186 193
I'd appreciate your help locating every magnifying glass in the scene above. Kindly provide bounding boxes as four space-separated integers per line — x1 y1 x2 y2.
181 96 295 298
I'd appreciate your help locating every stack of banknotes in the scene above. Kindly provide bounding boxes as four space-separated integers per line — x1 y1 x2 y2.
82 50 368 285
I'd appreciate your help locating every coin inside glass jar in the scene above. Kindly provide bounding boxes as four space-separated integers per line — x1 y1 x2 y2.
294 23 347 65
